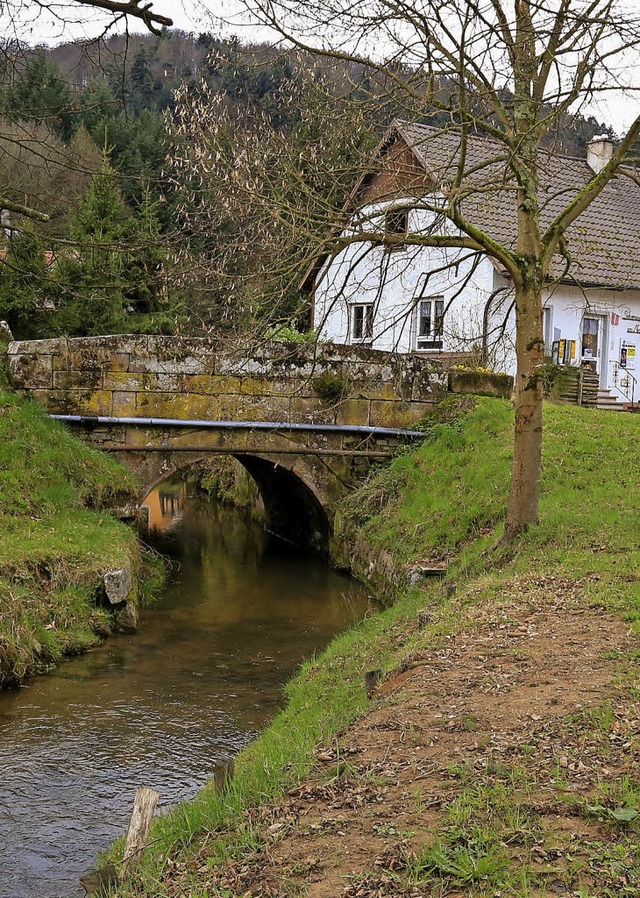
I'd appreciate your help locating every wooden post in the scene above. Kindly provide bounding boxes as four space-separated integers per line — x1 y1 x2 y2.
119 786 160 879
577 367 584 406
213 758 235 794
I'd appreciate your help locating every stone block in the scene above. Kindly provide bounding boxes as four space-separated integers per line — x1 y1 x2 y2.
217 355 273 377
217 394 291 422
77 390 114 416
130 353 213 376
146 334 217 356
411 368 448 401
104 371 181 393
350 382 399 402
109 352 131 372
52 351 71 371
335 399 370 426
8 351 53 389
103 561 132 605
240 375 284 396
29 389 112 416
288 397 337 425
369 399 431 428
112 391 137 416
448 369 513 399
135 391 220 420
53 370 103 391
180 374 243 395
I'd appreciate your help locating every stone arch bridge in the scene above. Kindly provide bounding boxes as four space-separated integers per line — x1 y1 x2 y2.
7 335 447 553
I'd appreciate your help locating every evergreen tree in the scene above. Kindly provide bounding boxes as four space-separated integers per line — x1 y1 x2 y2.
51 160 178 335
53 160 131 335
4 52 76 142
0 231 51 339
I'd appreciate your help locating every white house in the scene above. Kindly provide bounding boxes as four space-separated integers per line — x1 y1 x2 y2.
304 120 640 405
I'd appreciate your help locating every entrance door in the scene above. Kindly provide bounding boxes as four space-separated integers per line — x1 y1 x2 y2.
581 315 604 375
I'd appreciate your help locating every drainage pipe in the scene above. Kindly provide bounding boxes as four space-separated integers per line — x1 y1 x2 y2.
50 414 426 441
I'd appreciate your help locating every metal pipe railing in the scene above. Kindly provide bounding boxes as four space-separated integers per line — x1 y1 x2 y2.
50 414 426 440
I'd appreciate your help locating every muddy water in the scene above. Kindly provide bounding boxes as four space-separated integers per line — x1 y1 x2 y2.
0 486 371 898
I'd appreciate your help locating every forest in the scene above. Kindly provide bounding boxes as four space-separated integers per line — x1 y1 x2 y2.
0 29 615 341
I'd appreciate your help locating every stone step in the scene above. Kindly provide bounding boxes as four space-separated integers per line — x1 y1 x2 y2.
597 391 625 410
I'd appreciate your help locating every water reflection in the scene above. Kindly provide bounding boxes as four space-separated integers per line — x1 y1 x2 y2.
0 485 371 898
140 478 187 531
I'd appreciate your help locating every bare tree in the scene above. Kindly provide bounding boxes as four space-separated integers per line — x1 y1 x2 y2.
198 0 640 539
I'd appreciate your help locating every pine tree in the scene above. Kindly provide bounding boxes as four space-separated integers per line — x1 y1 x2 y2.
4 52 76 142
0 231 51 338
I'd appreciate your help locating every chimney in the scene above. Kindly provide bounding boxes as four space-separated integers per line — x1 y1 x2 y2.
587 135 614 174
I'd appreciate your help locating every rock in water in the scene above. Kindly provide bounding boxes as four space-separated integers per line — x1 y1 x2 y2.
116 602 138 633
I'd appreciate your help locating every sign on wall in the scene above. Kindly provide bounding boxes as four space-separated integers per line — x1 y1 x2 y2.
620 340 637 369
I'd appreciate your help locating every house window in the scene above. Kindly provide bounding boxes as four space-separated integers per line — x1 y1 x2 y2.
384 207 408 250
415 297 444 350
542 306 552 353
350 303 374 341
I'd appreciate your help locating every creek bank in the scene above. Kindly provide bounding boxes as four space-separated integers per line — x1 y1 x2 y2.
108 398 640 898
0 380 153 686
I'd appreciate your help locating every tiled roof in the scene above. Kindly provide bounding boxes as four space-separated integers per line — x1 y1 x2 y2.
394 120 640 290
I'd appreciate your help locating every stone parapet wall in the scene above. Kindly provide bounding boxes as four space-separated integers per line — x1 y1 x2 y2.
7 335 448 429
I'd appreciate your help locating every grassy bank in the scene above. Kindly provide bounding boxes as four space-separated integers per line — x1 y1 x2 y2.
109 398 640 897
0 387 141 684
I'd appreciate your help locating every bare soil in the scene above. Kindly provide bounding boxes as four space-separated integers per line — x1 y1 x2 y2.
160 579 640 897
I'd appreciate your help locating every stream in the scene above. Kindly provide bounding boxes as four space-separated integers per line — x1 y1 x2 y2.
0 480 371 897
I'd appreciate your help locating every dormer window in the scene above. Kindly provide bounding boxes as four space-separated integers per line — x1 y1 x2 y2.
384 206 408 250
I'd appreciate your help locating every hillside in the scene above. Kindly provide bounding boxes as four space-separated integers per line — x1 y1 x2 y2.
0 386 140 685
110 399 640 898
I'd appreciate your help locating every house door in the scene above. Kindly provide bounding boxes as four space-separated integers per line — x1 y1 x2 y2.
581 315 606 376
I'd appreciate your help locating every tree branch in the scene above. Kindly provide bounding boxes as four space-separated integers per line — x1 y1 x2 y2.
72 0 172 34
0 196 49 222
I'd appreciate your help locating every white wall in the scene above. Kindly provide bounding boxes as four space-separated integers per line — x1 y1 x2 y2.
313 200 496 356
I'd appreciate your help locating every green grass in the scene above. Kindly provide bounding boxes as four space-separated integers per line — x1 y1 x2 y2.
108 398 640 895
0 387 140 684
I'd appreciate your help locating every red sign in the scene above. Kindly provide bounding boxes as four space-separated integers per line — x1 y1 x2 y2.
611 312 620 326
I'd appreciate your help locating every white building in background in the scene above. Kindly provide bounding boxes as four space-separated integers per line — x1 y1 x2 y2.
303 120 640 405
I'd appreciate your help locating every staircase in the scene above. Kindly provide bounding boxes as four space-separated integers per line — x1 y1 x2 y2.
554 365 637 411
555 367 599 407
596 388 625 411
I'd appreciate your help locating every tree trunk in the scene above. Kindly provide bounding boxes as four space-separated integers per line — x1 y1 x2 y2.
504 280 544 539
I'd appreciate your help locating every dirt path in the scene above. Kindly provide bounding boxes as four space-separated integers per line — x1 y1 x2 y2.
162 582 640 897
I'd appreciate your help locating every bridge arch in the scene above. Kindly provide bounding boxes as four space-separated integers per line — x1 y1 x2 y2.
138 449 333 555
